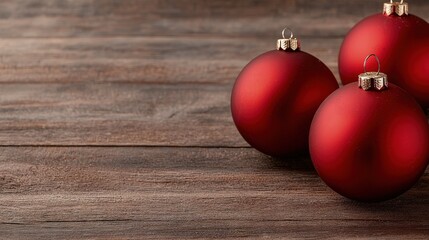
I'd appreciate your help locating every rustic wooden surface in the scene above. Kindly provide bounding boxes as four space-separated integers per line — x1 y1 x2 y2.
0 0 428 239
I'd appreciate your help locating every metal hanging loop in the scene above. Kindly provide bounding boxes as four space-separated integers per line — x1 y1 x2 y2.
281 27 294 39
363 54 381 75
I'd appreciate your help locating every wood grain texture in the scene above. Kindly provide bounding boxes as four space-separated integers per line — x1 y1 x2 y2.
0 147 427 239
0 37 341 84
0 0 426 38
0 83 243 146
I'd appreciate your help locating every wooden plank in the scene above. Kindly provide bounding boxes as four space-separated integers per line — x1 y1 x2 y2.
0 0 426 38
0 36 341 84
0 83 245 146
1 221 428 240
0 147 427 239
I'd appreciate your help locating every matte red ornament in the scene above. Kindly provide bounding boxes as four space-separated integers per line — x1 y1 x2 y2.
231 28 338 157
399 35 429 108
310 55 429 202
338 0 429 105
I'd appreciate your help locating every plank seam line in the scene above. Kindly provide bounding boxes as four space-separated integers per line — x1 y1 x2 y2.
0 35 345 40
0 218 422 225
0 145 252 148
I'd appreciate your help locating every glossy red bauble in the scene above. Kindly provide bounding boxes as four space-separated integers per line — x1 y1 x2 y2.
231 50 338 157
399 36 429 108
310 83 429 202
338 13 429 87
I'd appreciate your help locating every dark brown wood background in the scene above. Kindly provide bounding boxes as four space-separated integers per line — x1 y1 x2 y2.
0 0 428 239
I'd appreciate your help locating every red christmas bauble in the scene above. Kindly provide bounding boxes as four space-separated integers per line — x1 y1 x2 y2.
310 80 429 202
231 32 338 157
338 3 429 91
399 35 429 108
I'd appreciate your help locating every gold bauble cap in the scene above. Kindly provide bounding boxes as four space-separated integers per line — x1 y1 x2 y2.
358 54 388 91
277 27 300 51
383 0 408 16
